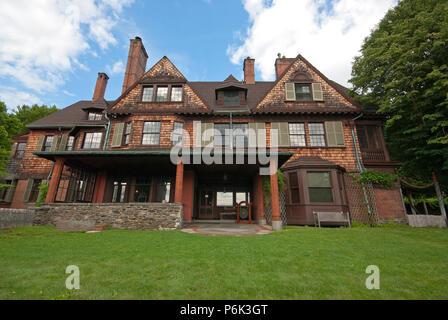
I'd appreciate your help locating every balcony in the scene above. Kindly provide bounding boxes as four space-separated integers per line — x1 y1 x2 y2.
361 149 386 162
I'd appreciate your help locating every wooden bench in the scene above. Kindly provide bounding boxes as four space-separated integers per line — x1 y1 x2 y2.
313 211 351 228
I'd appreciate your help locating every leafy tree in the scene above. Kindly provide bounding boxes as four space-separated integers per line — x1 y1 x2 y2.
14 104 58 132
349 0 448 185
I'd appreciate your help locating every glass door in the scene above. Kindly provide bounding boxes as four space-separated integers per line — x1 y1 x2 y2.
198 189 214 219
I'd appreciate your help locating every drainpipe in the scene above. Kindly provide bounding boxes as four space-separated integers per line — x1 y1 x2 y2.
350 112 375 226
103 110 111 151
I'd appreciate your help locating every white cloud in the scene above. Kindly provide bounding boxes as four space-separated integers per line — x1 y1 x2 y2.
0 0 134 95
0 87 43 110
228 0 397 86
106 60 125 75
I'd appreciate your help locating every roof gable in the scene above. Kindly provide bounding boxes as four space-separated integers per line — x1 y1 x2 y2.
255 54 360 114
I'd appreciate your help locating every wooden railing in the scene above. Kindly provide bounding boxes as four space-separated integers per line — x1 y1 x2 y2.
361 149 386 162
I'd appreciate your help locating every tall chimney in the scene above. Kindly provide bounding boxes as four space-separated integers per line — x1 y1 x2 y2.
243 57 255 84
275 58 295 79
122 36 149 94
92 72 109 101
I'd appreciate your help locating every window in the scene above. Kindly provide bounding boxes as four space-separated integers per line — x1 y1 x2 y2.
0 180 12 201
233 123 248 148
124 122 132 145
214 123 230 147
66 136 75 151
142 87 154 102
294 84 312 101
142 121 161 145
112 181 127 203
171 86 183 102
217 191 233 206
28 179 42 202
134 177 151 202
223 91 240 106
235 191 250 205
307 172 333 203
156 86 168 102
154 178 172 203
83 132 103 149
15 143 26 158
289 123 306 147
309 123 326 147
288 172 300 203
172 122 184 146
43 136 54 152
88 112 102 121
357 125 381 149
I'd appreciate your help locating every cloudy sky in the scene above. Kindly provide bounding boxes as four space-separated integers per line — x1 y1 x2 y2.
0 0 397 111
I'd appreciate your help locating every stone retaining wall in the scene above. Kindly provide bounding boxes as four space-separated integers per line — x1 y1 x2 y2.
407 214 447 228
32 203 183 231
0 208 35 229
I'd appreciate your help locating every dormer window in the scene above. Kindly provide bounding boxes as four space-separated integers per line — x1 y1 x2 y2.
285 71 324 102
156 86 168 102
223 91 240 106
294 84 312 101
141 85 183 102
88 112 103 121
142 87 154 102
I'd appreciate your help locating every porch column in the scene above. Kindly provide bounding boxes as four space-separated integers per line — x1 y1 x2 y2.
182 170 195 222
92 171 107 203
174 160 184 203
254 173 265 224
46 157 65 203
270 159 283 230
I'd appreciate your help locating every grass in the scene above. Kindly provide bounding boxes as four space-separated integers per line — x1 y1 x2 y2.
0 225 447 299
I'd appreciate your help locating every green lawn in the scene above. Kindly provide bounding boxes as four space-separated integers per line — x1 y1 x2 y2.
0 225 447 299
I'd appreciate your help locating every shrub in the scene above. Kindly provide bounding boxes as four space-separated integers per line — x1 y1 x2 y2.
35 181 49 207
351 169 397 188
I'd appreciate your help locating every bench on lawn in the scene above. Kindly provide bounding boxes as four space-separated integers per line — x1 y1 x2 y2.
313 211 351 228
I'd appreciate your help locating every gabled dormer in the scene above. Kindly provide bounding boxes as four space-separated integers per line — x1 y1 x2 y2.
215 75 248 107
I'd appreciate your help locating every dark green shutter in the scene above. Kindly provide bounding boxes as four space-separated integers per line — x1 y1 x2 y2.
285 83 295 101
59 134 68 151
50 136 58 152
36 136 45 152
111 123 125 147
312 83 324 101
201 123 214 147
325 121 345 147
4 180 17 202
11 142 17 156
271 122 290 147
22 179 34 202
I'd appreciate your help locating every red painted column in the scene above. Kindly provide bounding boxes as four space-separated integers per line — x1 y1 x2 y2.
92 171 107 203
174 160 184 203
254 173 265 223
270 159 282 230
46 158 66 203
182 170 194 222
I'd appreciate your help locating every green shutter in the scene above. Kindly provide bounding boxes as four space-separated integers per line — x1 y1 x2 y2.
36 135 45 152
11 142 17 156
59 134 68 151
201 123 214 147
249 123 266 148
50 136 59 152
111 123 125 147
4 180 17 202
22 179 34 202
271 122 290 147
325 121 345 147
285 83 295 101
312 83 324 101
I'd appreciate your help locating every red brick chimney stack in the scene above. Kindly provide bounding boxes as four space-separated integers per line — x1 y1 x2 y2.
275 57 295 79
243 57 255 84
122 36 149 94
92 72 109 101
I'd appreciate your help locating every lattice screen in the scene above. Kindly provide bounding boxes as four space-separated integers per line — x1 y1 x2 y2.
263 188 288 226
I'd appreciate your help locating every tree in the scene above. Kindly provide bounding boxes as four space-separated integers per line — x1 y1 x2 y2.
350 0 448 184
14 104 58 132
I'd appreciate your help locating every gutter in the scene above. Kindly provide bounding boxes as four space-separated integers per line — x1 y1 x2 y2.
103 111 111 151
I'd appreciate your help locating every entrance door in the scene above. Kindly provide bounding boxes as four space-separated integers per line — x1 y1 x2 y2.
198 190 214 219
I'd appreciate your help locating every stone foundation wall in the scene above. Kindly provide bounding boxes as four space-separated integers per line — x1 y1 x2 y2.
407 214 447 228
0 208 35 229
32 203 183 231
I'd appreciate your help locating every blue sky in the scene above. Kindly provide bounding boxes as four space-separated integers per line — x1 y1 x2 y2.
0 0 397 111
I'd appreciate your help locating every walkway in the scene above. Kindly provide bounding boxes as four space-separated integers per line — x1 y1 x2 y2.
181 223 272 236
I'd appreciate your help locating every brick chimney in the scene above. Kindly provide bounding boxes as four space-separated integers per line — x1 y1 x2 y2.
243 57 255 84
122 36 149 94
275 58 295 79
92 72 109 101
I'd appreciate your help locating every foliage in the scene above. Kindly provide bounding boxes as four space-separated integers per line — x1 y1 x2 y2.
35 182 49 207
262 170 286 207
14 104 58 132
349 0 448 185
351 169 398 188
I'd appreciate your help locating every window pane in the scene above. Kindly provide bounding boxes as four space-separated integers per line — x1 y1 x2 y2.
66 136 74 151
357 126 368 149
156 86 168 102
172 122 184 146
308 172 331 187
143 121 160 133
295 84 312 101
309 123 324 135
367 126 381 149
214 123 230 147
290 135 306 147
289 123 305 134
16 143 26 158
155 179 171 203
216 192 233 206
171 86 183 102
310 135 325 146
44 136 54 151
142 87 153 102
233 123 248 148
309 188 333 203
235 192 247 204
223 91 239 106
142 133 160 145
